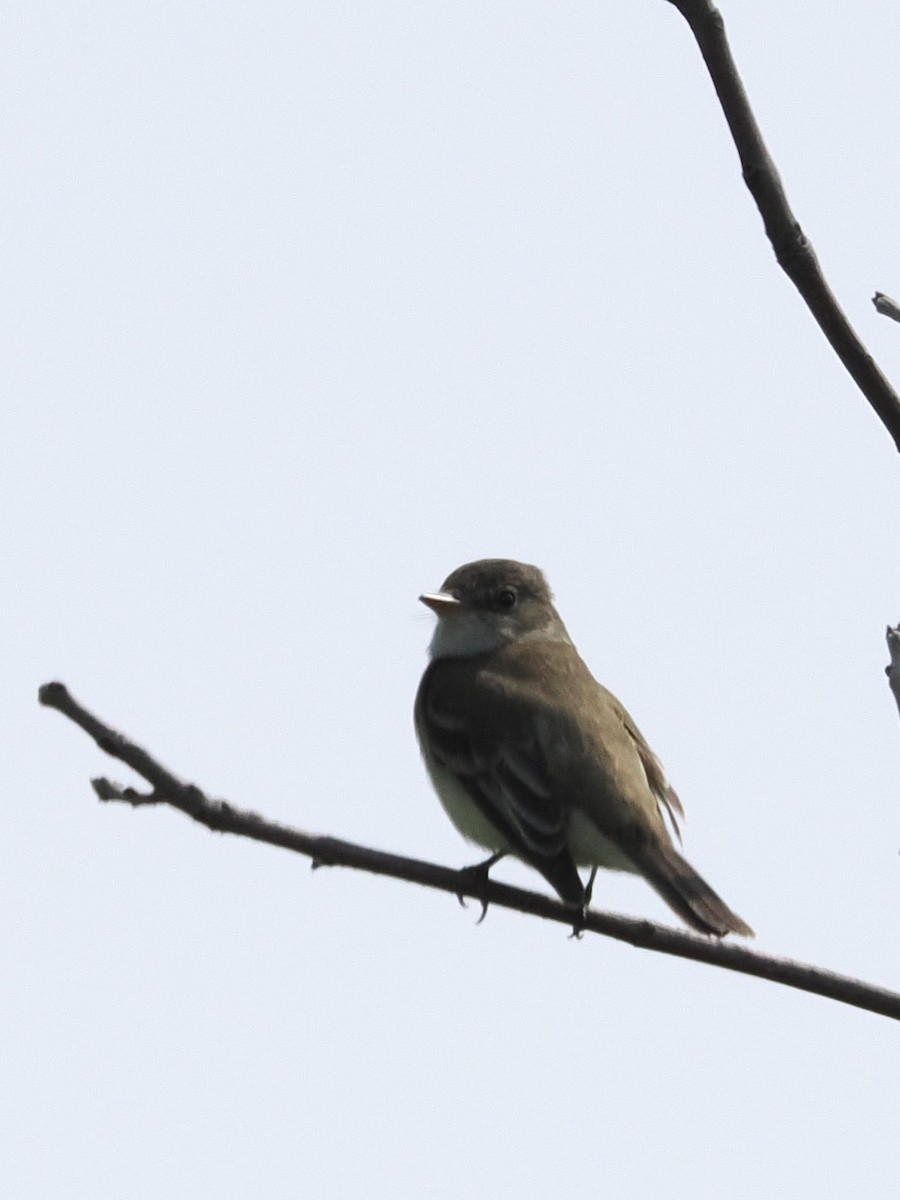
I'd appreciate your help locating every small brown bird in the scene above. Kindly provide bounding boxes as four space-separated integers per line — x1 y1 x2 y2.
415 559 753 938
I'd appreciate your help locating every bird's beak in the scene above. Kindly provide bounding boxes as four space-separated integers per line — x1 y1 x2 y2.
419 590 461 614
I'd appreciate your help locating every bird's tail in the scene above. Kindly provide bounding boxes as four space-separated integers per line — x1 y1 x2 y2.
631 840 754 938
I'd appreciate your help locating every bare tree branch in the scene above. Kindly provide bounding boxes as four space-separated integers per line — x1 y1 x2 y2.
39 681 900 1023
886 625 900 723
873 292 900 324
668 0 900 450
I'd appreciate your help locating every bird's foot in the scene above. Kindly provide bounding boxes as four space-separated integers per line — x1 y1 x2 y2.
456 852 505 923
568 868 597 939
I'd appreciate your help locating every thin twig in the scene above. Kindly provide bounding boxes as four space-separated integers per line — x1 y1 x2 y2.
873 292 900 324
886 625 900 724
39 682 900 1022
668 0 900 451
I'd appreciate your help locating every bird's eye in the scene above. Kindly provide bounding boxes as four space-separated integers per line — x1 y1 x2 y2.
495 588 517 610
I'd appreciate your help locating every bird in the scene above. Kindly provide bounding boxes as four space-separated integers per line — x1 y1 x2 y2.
414 558 753 938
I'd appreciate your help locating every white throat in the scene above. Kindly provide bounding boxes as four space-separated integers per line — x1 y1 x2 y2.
428 610 510 660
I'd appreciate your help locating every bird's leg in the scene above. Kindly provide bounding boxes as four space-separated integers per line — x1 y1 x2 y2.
569 867 598 939
456 852 505 923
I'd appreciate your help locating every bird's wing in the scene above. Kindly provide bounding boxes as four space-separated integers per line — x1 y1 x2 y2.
608 693 685 841
417 657 583 903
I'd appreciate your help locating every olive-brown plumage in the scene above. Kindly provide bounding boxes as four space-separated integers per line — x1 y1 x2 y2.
415 559 753 938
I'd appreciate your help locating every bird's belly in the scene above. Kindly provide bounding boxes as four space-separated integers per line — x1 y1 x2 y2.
422 756 510 854
567 809 639 874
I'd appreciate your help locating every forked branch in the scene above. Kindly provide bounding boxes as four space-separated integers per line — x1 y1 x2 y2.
39 682 900 1023
669 0 900 449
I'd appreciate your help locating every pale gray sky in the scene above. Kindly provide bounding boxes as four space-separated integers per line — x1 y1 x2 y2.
4 2 899 1197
